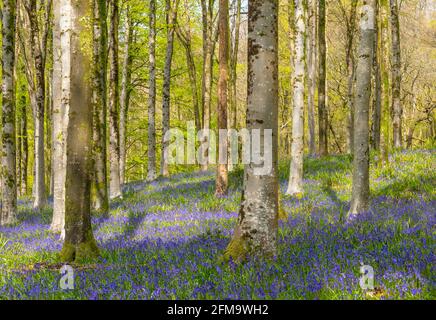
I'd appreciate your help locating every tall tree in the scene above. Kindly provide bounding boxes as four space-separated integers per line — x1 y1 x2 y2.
161 0 179 177
225 0 279 261
147 0 157 181
349 0 375 216
229 0 242 131
120 5 134 184
51 0 66 233
60 0 99 262
306 0 317 156
92 0 109 211
200 0 216 171
390 0 402 148
24 0 52 210
215 0 229 196
108 0 122 198
318 0 328 156
1 0 18 226
341 0 358 154
371 0 382 151
287 0 305 196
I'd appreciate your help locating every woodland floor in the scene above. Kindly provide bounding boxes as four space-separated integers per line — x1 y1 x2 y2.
0 149 435 299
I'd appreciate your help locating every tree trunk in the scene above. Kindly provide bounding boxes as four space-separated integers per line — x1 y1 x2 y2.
371 0 382 151
318 0 328 157
287 0 305 196
21 86 29 196
51 0 67 233
306 0 317 156
349 0 375 216
147 0 157 181
228 0 242 171
215 0 229 197
27 0 48 210
161 0 179 177
225 0 279 261
200 0 215 171
120 5 133 184
60 0 99 263
1 0 17 226
92 0 109 212
108 0 122 199
390 0 402 148
345 0 358 154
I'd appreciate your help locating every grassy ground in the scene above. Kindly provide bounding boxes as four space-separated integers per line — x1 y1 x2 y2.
0 149 435 299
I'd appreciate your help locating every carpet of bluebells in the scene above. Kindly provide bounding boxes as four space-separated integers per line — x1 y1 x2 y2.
0 149 435 300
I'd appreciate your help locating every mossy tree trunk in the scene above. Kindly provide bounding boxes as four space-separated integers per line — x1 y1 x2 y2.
225 0 279 261
92 0 109 212
60 0 99 263
120 5 134 185
318 0 328 157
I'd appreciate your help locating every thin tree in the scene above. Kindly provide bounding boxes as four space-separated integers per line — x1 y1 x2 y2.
147 0 157 181
1 0 18 226
390 0 402 148
92 0 110 211
60 0 99 262
287 0 305 196
216 0 229 196
120 5 134 184
318 0 328 156
349 0 376 216
108 0 122 198
225 0 279 261
306 0 317 156
161 0 180 177
371 0 382 151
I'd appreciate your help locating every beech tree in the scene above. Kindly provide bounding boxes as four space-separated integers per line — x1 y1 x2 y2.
349 0 376 216
287 0 305 196
60 0 99 262
108 0 122 198
225 0 279 261
318 0 328 157
1 0 18 226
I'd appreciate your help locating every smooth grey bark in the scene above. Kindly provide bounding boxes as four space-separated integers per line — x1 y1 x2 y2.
306 0 316 156
318 0 328 156
20 80 29 196
349 0 375 216
161 0 179 177
120 5 133 184
92 0 109 212
60 0 99 262
147 0 157 181
225 0 279 261
371 0 382 151
108 0 122 199
287 0 305 196
51 0 66 233
1 0 17 226
215 0 229 196
390 0 402 148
